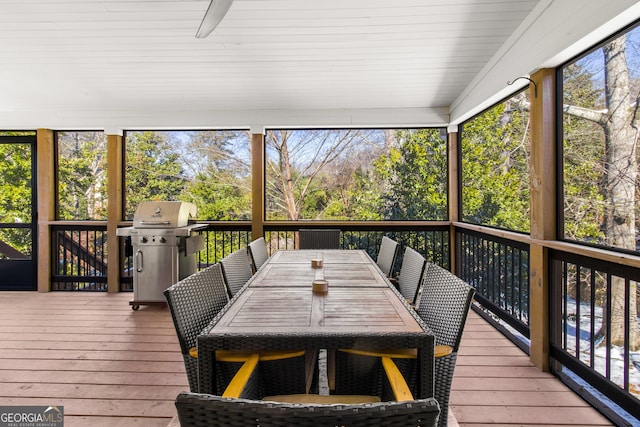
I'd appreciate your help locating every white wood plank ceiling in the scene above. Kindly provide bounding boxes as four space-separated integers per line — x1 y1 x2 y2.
0 0 638 129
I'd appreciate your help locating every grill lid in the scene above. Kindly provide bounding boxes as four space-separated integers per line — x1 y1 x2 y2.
132 201 197 228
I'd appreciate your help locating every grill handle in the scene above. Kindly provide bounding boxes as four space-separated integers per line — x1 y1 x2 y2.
136 250 143 272
139 220 171 225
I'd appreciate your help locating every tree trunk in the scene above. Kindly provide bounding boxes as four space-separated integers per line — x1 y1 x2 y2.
602 36 639 349
275 130 299 221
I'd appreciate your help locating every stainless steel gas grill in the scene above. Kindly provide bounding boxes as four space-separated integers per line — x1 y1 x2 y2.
116 201 206 310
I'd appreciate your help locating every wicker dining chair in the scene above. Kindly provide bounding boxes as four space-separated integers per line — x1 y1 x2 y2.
164 263 230 392
376 236 399 277
220 247 254 297
392 246 427 306
165 262 313 395
298 229 341 249
415 262 475 427
336 263 475 427
247 237 269 272
176 353 440 427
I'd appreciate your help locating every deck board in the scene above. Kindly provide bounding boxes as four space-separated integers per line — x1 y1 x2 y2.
0 292 614 427
452 309 613 426
0 292 185 427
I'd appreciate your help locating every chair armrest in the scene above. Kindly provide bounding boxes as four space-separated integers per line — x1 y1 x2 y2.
187 348 259 361
222 353 260 398
340 346 449 358
381 356 414 402
188 347 305 362
434 345 453 358
339 348 417 358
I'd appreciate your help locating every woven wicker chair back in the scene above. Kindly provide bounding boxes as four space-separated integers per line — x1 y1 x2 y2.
220 247 253 297
416 263 475 352
175 392 440 427
248 237 269 272
396 247 426 305
376 236 399 276
298 229 341 249
164 264 229 391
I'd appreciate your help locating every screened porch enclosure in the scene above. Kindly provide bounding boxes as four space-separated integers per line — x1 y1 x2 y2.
2 1 640 425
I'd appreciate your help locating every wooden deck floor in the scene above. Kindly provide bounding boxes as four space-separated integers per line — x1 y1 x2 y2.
453 310 613 427
0 291 614 427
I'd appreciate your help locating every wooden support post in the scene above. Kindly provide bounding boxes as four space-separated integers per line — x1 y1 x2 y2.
36 129 55 292
447 126 459 273
529 68 556 372
107 132 123 292
251 129 265 240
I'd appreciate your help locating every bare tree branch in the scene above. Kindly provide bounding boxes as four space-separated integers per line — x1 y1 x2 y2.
562 104 608 124
512 96 608 125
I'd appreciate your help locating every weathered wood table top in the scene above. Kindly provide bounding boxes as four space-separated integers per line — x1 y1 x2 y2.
268 249 371 264
211 286 423 334
198 249 434 397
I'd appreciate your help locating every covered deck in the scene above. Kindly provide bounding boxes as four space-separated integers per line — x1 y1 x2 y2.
0 291 611 427
1 0 640 425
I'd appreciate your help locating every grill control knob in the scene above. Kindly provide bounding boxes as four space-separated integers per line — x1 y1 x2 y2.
160 237 167 243
141 237 148 243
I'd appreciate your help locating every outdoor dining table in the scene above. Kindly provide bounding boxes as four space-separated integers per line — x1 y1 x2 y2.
197 249 435 398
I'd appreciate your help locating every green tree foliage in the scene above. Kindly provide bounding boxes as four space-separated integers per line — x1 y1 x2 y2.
184 174 251 220
125 131 186 219
57 132 108 220
461 93 531 232
125 130 251 221
374 129 447 220
562 63 606 242
0 143 31 223
178 131 251 220
314 139 387 220
345 167 385 221
0 141 32 256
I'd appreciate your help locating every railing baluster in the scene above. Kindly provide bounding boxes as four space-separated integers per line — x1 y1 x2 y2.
605 273 612 380
509 247 515 317
563 260 569 352
590 268 596 368
624 276 630 391
575 264 582 358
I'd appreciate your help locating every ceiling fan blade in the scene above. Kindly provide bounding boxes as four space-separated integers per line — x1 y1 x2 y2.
195 0 234 38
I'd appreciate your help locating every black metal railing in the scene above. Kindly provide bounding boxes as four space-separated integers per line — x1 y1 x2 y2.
196 223 252 268
264 223 450 271
119 223 253 289
549 249 640 423
51 224 108 291
457 228 530 346
55 222 450 290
